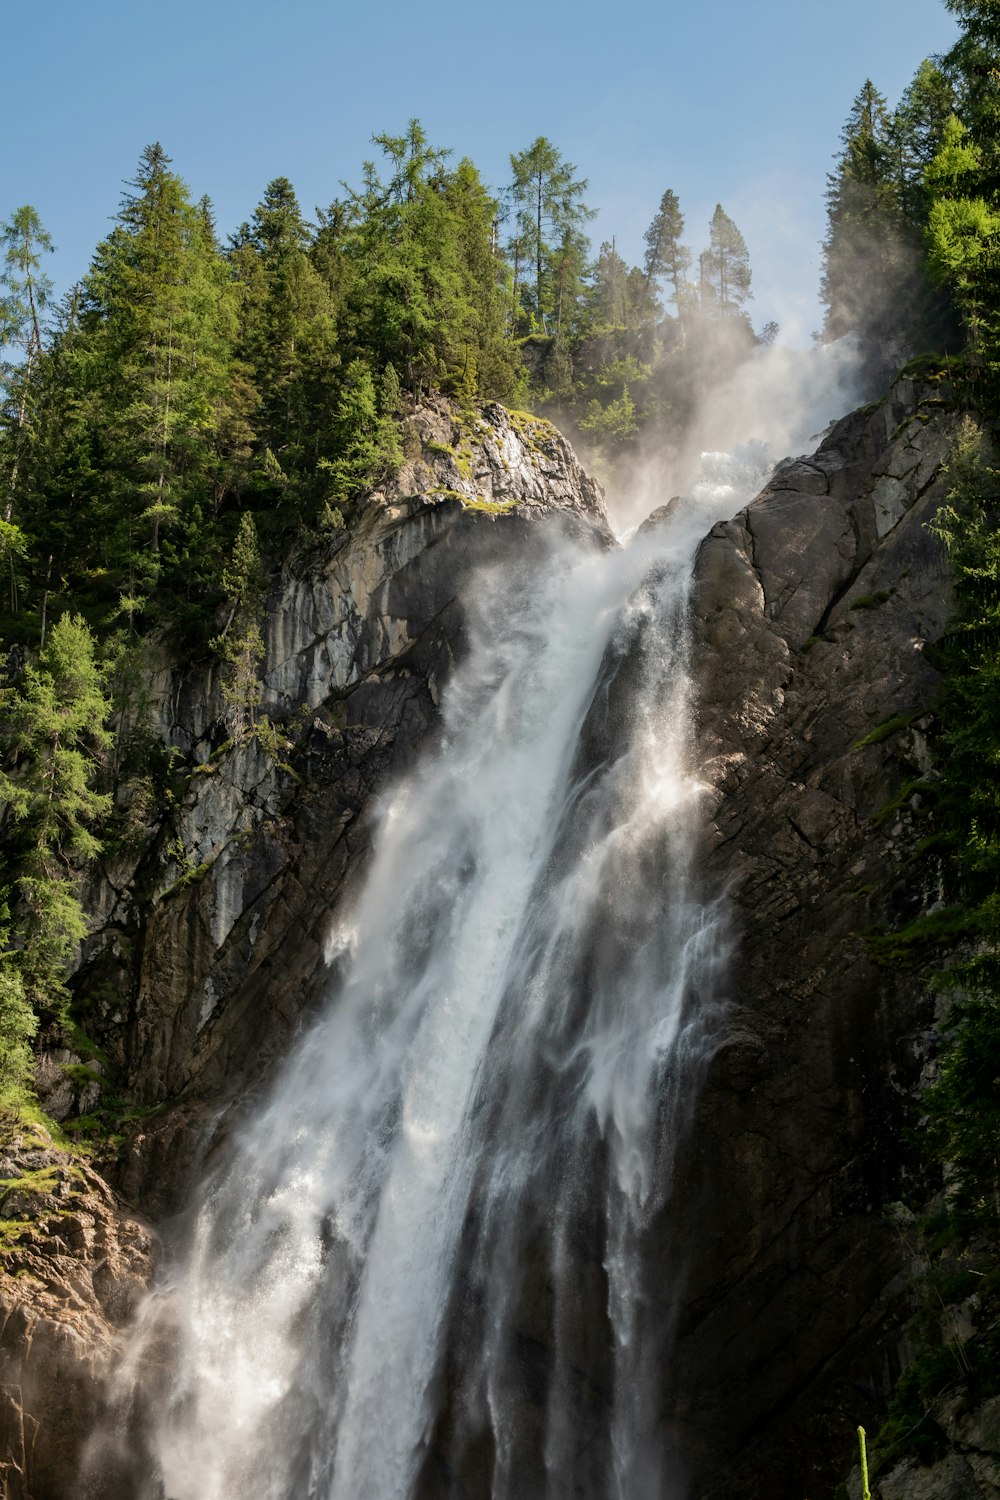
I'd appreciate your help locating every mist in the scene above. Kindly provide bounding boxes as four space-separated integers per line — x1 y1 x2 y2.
600 331 866 537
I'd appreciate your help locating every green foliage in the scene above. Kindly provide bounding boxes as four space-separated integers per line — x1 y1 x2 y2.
0 615 110 1050
211 512 267 742
700 204 752 317
320 359 403 508
850 590 893 609
579 385 639 451
850 711 917 748
643 189 690 323
0 930 37 1114
508 137 596 336
821 79 917 342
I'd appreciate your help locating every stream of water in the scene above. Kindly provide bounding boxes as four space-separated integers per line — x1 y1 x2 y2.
89 425 811 1498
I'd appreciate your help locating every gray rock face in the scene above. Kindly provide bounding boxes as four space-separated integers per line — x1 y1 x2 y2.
871 1392 1000 1499
668 377 958 1497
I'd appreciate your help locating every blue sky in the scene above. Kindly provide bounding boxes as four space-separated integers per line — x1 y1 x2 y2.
4 0 959 346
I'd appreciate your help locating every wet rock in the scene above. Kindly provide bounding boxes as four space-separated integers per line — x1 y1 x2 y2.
671 376 959 1498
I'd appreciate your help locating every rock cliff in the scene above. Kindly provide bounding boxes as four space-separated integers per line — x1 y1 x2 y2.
0 376 969 1498
675 375 958 1496
0 399 611 1498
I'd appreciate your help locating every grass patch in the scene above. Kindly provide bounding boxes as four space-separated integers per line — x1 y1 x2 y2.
460 496 517 514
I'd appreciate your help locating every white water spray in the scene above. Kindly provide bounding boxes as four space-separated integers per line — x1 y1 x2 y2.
91 371 849 1498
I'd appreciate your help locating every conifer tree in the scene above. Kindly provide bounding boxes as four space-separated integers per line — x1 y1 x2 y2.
925 116 1000 351
701 205 753 317
212 513 267 742
508 138 595 332
820 82 905 339
0 208 54 605
0 614 111 1016
321 359 402 509
232 177 335 478
0 922 35 1111
945 0 1000 192
346 124 514 399
892 59 958 220
643 189 692 325
56 144 256 604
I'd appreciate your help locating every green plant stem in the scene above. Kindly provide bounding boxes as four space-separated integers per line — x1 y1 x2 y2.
858 1425 872 1500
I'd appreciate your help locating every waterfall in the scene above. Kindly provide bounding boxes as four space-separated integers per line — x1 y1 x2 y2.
91 453 770 1500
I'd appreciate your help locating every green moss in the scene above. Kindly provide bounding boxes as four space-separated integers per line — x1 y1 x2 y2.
898 353 966 383
864 905 971 965
505 407 560 457
61 1020 113 1072
850 590 893 610
870 775 935 828
851 713 919 750
160 858 213 901
59 1061 104 1087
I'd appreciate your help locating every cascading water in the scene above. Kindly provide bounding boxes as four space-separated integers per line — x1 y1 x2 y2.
88 429 805 1500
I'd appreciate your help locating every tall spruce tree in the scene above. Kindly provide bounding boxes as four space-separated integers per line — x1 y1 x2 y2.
820 81 905 340
0 207 52 607
0 615 111 1019
508 138 595 333
56 144 256 604
701 205 753 317
346 123 515 399
643 189 691 327
231 177 335 481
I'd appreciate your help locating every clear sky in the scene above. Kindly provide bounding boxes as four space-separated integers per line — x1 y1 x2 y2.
4 0 960 347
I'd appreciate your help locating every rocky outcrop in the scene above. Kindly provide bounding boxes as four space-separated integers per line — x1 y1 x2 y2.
874 1395 1000 1497
665 376 959 1497
0 1139 152 1500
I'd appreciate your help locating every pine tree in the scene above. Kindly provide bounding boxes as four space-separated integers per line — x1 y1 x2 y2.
321 359 402 509
346 123 511 399
441 157 521 399
643 189 691 326
0 614 112 1017
233 177 335 479
945 0 1000 193
212 513 267 742
893 59 958 220
701 205 753 317
508 138 595 333
0 208 54 607
0 921 35 1111
820 82 905 340
925 116 1000 351
56 144 256 605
